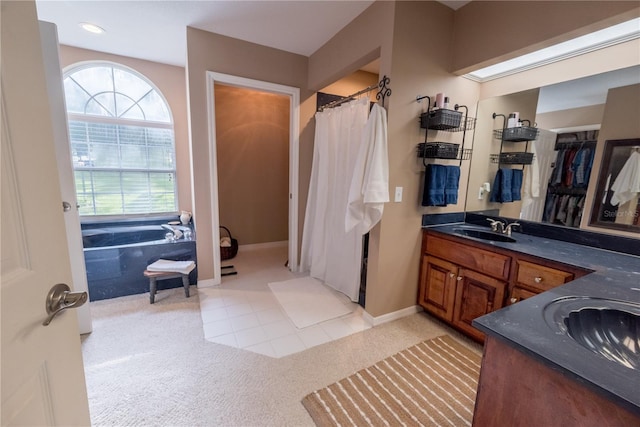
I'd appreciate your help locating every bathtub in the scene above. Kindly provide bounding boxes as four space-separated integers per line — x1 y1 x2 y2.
82 221 197 301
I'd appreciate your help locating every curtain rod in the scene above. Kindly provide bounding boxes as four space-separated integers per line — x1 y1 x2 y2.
317 83 379 112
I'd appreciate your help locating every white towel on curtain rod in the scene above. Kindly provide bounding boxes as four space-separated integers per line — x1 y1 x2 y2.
300 97 369 301
346 103 389 235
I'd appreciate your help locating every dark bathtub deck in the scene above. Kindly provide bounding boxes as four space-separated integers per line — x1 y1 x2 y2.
82 217 197 301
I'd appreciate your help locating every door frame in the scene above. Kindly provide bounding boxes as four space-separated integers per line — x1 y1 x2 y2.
205 71 300 284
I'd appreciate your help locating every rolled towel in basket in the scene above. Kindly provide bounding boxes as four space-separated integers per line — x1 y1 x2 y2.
220 237 232 247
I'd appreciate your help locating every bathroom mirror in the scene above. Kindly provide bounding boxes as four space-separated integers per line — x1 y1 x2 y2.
464 65 640 232
589 138 640 232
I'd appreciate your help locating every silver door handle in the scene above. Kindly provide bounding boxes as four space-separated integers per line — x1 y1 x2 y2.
43 283 88 326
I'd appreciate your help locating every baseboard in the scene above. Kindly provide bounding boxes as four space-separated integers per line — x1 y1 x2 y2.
363 305 424 327
196 278 217 288
239 240 288 251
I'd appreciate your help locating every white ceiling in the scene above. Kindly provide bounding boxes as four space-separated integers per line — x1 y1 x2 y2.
35 0 636 112
35 0 379 67
35 1 472 67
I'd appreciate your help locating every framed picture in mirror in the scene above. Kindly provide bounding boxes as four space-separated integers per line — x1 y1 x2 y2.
589 138 640 233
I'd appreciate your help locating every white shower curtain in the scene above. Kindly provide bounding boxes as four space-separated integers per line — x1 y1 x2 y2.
300 97 369 301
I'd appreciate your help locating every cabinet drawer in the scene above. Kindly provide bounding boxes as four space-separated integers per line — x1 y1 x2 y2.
425 234 510 280
516 260 574 292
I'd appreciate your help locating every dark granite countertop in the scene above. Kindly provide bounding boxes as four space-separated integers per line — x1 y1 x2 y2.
423 223 640 415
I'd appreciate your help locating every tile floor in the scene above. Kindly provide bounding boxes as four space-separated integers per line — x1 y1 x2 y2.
198 243 371 358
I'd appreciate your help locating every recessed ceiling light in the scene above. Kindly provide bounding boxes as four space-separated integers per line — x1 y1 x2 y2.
464 17 640 82
79 22 105 34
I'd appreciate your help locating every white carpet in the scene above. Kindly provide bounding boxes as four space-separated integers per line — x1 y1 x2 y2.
268 277 354 329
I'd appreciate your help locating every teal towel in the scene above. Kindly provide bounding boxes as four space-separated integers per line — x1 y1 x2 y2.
444 166 460 205
491 168 516 203
422 164 446 206
512 169 523 201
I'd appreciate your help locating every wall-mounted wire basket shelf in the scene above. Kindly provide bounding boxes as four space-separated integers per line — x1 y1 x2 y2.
490 152 535 165
422 109 476 131
417 142 472 160
420 109 461 130
493 126 539 142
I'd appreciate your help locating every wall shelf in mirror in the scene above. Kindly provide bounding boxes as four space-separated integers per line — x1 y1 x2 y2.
490 152 535 165
492 112 538 169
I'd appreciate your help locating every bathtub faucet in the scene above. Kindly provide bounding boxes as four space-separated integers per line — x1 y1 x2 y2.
162 224 183 241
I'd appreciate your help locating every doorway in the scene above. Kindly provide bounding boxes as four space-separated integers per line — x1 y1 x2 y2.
205 72 300 284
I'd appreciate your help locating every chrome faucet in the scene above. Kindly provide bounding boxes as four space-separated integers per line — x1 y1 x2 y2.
161 224 183 240
486 218 506 233
504 222 520 236
487 218 520 236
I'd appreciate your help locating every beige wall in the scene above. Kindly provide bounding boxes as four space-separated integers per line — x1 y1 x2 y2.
58 46 192 215
185 28 313 282
320 70 379 103
214 84 289 245
364 1 481 317
582 83 640 237
308 1 395 91
452 1 640 74
536 105 605 131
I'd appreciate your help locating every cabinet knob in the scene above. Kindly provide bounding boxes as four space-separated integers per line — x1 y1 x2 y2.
449 272 456 278
456 276 462 281
534 277 543 283
510 297 518 304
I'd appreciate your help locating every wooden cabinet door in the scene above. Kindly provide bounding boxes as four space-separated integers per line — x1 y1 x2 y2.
453 268 507 341
418 256 458 322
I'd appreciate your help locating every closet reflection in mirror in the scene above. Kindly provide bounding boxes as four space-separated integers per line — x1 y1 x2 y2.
538 130 598 228
589 139 640 233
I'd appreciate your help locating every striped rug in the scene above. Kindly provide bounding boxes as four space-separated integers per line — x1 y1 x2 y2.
302 335 481 427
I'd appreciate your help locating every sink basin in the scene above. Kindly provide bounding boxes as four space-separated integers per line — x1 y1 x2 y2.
452 226 516 243
544 297 640 370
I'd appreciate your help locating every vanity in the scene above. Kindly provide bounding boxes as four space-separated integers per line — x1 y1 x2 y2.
418 225 589 342
417 220 640 424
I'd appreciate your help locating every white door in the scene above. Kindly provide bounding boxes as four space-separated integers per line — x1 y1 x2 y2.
1 1 91 425
39 20 93 335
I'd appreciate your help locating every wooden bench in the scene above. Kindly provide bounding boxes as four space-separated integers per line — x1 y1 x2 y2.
143 270 191 304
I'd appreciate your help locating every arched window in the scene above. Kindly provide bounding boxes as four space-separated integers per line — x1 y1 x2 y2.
63 63 177 216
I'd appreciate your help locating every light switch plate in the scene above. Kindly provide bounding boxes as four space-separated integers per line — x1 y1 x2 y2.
394 187 403 202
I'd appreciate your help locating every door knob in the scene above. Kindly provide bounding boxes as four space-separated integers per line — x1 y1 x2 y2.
43 283 88 326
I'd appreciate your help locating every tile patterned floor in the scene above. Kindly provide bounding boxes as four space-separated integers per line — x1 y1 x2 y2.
198 243 371 358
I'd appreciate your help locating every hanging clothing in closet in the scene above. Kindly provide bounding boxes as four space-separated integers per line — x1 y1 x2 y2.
543 194 586 227
543 142 595 227
549 146 594 188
